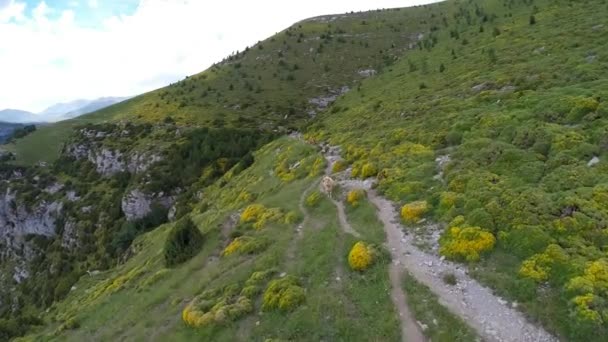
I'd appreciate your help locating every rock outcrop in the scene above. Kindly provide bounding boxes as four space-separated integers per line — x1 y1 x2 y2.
121 188 175 221
65 144 162 176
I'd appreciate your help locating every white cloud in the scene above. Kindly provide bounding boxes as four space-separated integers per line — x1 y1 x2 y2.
87 0 97 9
0 0 25 23
0 0 440 112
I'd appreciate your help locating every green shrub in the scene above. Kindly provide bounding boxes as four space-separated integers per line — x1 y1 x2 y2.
164 217 204 267
262 276 306 311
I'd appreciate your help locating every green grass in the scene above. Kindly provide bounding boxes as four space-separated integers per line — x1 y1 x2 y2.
403 273 478 342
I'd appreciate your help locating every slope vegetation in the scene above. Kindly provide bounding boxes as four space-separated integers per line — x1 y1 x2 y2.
308 0 608 339
4 0 608 341
8 7 434 165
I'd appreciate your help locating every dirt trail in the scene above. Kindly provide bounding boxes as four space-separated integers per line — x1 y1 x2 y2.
286 178 321 263
322 148 425 342
320 143 557 342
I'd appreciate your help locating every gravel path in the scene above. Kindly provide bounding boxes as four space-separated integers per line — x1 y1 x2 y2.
322 149 425 342
321 143 558 342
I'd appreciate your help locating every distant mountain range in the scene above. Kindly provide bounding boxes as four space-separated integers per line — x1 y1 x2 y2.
0 97 129 123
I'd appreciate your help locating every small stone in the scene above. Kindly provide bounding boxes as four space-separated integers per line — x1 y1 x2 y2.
70 286 77 291
432 318 438 326
336 276 341 282
417 321 428 331
587 156 600 167
255 321 260 326
279 272 287 278
512 301 519 309
497 298 507 305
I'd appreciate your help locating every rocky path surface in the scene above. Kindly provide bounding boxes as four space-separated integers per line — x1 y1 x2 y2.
322 146 425 342
321 143 558 342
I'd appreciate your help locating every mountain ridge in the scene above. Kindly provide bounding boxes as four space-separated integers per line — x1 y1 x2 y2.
0 97 129 124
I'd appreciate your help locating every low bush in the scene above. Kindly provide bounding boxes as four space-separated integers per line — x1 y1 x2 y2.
305 191 322 207
240 203 283 229
348 241 375 271
346 189 366 207
262 275 306 311
164 217 204 267
332 160 348 173
182 289 253 327
222 236 268 256
439 218 495 262
400 200 429 223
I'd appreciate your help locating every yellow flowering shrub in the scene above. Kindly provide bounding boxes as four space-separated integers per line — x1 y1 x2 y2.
570 293 602 323
240 203 283 229
240 204 265 223
566 259 608 324
439 192 458 209
262 276 306 311
346 189 366 207
348 241 374 271
519 244 568 282
283 211 300 224
240 269 276 299
439 224 496 262
391 142 433 158
222 236 267 256
400 201 429 223
182 287 253 327
360 162 378 178
237 191 254 203
332 160 348 173
305 191 321 207
351 164 361 178
308 157 325 177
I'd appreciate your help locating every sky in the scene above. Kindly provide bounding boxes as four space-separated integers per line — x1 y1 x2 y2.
0 0 440 113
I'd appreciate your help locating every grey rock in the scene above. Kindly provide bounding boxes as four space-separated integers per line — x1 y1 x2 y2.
358 69 377 77
121 188 175 221
587 156 600 167
471 83 489 93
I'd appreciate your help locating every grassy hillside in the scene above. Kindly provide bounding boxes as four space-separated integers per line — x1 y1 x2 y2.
7 6 438 165
17 137 472 341
5 0 608 340
308 0 608 339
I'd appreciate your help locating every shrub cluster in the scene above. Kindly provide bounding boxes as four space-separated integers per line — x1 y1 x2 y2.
439 217 495 262
182 288 253 327
400 200 429 223
518 244 568 282
240 203 284 229
222 236 268 256
567 259 608 324
182 270 276 328
262 275 306 311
